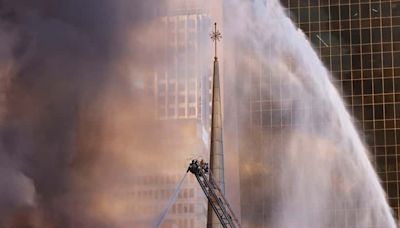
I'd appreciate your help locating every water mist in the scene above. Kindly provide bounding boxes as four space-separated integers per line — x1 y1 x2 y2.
224 0 397 227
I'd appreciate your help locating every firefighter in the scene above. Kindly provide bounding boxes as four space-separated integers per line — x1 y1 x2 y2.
200 159 205 168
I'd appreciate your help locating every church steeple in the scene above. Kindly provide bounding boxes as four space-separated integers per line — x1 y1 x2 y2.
207 22 225 228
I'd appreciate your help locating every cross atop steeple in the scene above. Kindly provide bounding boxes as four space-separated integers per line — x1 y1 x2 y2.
210 22 222 60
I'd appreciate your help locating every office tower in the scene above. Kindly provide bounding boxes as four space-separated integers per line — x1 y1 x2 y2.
131 1 215 227
279 0 400 218
231 1 400 227
154 1 211 122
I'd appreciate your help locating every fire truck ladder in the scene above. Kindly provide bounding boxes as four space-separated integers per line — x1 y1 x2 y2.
187 160 242 228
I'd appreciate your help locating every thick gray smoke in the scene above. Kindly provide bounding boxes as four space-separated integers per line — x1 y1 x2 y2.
0 0 176 227
224 0 397 227
2 0 396 227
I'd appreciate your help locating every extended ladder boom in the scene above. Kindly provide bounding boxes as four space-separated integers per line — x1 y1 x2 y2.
187 160 242 228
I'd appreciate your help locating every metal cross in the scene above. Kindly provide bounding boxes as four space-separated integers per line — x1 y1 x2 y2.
210 22 222 59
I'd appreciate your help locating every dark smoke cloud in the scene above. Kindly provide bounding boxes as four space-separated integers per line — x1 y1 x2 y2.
0 0 168 227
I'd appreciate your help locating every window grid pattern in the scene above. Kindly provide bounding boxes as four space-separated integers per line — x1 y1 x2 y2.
155 15 210 120
281 0 400 219
130 174 207 228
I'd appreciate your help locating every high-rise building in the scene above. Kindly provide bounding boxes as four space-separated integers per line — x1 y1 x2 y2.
279 0 400 218
231 0 400 227
131 1 215 227
154 2 211 122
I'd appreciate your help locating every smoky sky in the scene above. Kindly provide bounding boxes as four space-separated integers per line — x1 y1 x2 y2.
0 0 167 227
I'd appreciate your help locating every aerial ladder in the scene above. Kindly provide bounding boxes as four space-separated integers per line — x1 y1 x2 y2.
187 160 242 228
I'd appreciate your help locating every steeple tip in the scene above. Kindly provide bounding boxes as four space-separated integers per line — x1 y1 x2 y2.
210 22 222 59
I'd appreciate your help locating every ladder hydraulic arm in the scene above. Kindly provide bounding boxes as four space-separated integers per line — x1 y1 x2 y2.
187 160 242 228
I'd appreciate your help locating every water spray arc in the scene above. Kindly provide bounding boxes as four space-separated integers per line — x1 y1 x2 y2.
153 173 188 228
225 0 398 227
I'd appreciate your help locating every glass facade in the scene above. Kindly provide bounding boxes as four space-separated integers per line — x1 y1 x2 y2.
154 10 211 121
281 0 400 219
